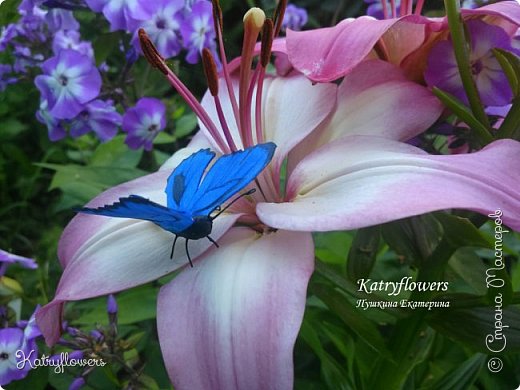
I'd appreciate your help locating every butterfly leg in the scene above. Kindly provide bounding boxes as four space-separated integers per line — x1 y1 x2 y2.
207 235 220 248
185 239 194 268
170 235 179 259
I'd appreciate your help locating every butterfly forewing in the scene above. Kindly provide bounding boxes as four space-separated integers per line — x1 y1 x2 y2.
185 143 276 215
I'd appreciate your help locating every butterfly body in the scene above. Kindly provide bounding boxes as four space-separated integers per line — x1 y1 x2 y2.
75 143 276 265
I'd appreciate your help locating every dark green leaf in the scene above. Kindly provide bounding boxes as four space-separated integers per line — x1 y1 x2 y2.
93 32 121 66
497 96 520 140
347 226 380 281
435 213 490 249
382 214 442 265
423 353 485 390
493 48 520 96
0 0 21 26
312 283 394 361
429 306 520 352
432 88 492 141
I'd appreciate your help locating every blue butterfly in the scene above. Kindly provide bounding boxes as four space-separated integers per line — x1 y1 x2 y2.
75 142 276 266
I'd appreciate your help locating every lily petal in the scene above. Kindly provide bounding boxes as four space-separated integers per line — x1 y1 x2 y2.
157 228 314 390
321 60 442 142
257 136 520 231
286 15 431 82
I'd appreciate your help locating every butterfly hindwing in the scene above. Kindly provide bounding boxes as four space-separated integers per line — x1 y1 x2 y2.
179 142 276 215
77 195 193 234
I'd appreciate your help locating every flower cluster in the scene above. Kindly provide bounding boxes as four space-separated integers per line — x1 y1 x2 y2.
1 0 217 148
0 250 41 386
86 0 219 64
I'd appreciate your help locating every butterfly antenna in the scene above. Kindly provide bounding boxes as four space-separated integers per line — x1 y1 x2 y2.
185 239 194 267
211 188 256 220
207 235 220 248
170 235 179 259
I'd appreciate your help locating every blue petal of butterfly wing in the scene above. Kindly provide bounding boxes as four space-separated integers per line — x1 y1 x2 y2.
76 195 193 234
185 142 276 215
165 149 215 210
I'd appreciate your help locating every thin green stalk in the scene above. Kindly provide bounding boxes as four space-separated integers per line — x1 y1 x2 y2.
497 97 520 140
444 0 492 144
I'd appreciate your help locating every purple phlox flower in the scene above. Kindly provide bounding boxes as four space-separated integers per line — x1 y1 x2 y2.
0 65 17 92
0 250 37 276
0 25 18 51
0 328 35 385
84 0 149 31
36 99 68 141
45 9 80 31
180 0 217 64
18 0 45 13
69 376 86 390
53 30 94 58
486 104 512 129
12 45 44 73
35 49 102 120
486 104 512 118
364 0 401 19
131 0 184 59
69 99 122 141
425 19 514 107
122 97 166 151
281 4 308 32
16 9 48 43
0 306 40 386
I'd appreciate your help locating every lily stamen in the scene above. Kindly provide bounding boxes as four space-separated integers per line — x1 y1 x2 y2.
138 29 230 153
202 48 238 152
210 0 240 131
240 8 265 146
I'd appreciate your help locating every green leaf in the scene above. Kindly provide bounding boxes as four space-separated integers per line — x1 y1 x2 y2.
90 135 143 168
0 0 21 26
312 283 394 361
497 96 520 140
493 48 520 96
299 314 351 389
174 112 198 139
37 163 146 202
153 132 176 144
0 118 27 141
381 214 443 265
429 306 520 353
432 88 492 144
93 32 121 66
347 226 380 281
423 353 485 390
435 213 490 249
70 285 158 326
314 231 353 265
447 249 488 295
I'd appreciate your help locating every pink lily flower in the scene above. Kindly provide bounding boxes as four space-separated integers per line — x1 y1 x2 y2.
37 7 520 390
284 0 520 82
